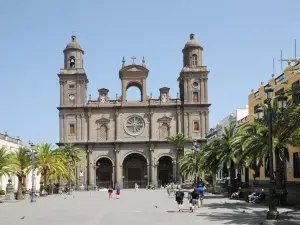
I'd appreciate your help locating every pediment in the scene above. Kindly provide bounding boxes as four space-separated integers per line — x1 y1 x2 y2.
120 64 149 73
157 116 172 123
95 118 110 124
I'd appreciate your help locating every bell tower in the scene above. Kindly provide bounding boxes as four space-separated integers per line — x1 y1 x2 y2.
58 35 88 107
179 33 209 104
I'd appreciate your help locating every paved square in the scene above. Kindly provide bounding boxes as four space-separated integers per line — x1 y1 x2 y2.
0 190 299 225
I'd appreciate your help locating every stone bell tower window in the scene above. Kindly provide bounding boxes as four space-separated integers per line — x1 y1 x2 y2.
192 54 197 66
70 56 75 68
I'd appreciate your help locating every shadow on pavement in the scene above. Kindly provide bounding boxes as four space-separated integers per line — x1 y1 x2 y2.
196 209 300 225
205 201 267 210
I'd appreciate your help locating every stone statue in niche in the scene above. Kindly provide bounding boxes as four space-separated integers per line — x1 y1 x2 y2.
161 93 168 103
100 93 106 103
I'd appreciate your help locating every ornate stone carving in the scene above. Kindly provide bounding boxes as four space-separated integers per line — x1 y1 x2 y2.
86 149 93 154
95 117 110 125
124 115 145 136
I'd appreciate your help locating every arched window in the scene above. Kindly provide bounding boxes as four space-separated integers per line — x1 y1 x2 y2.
98 125 107 141
160 123 169 139
70 56 75 68
192 54 197 66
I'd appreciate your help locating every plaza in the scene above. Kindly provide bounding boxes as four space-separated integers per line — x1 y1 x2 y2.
0 190 299 225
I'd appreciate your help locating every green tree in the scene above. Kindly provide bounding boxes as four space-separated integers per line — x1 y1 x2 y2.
167 133 192 156
58 143 85 167
9 147 31 200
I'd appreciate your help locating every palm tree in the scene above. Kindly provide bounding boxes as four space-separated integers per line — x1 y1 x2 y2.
58 143 85 167
214 122 241 194
9 147 31 200
167 133 192 156
0 147 11 180
199 141 223 194
35 144 67 185
179 151 201 181
167 133 192 182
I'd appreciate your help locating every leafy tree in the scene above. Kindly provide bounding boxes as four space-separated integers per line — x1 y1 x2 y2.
167 133 192 156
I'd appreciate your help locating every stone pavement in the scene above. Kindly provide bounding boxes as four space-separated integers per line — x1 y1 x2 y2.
0 189 299 225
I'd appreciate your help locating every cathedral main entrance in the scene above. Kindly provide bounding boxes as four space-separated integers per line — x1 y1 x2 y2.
95 158 113 188
157 156 173 186
123 153 148 188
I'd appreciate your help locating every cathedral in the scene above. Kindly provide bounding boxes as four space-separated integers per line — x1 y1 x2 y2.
57 33 210 188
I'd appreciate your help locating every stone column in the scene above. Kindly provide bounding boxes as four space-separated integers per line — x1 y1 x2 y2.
150 111 154 140
88 112 92 141
87 147 94 189
142 79 147 102
201 111 205 138
204 78 208 103
199 111 203 138
81 114 85 141
205 111 209 136
201 78 205 104
115 110 119 141
64 115 68 141
122 81 126 103
188 112 191 137
147 164 150 185
59 115 64 142
183 112 188 136
76 81 80 105
75 166 80 190
59 81 64 105
115 145 122 187
184 78 188 102
187 78 191 102
149 147 155 185
176 109 180 134
76 115 79 141
172 159 177 182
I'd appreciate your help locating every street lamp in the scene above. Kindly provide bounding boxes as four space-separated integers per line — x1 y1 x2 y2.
28 141 36 203
264 87 279 220
92 161 100 191
192 139 200 187
67 160 73 195
277 94 288 112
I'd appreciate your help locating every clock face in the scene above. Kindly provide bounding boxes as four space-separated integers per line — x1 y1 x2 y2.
69 94 75 100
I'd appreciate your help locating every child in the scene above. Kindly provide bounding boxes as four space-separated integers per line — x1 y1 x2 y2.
108 186 113 199
116 186 120 199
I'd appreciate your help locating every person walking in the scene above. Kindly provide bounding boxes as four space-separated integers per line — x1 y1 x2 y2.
135 183 139 191
108 186 113 199
116 186 121 199
190 188 200 212
175 188 185 212
197 184 205 208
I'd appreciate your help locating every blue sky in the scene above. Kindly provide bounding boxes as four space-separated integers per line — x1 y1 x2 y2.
0 0 299 144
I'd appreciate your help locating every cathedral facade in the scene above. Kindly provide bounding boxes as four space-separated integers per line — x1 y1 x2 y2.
57 33 210 188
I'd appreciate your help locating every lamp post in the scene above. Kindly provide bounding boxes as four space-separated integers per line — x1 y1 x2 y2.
67 160 72 195
28 141 36 203
92 161 100 191
192 139 200 187
255 87 279 220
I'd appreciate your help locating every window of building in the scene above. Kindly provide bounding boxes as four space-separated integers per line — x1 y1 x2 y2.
70 56 75 68
292 80 300 104
275 88 284 96
254 104 260 116
69 124 75 135
275 74 284 84
251 163 260 177
254 91 259 98
192 54 197 66
293 152 300 178
264 157 270 177
69 94 75 105
99 125 107 141
193 92 199 103
193 121 200 132
160 123 169 139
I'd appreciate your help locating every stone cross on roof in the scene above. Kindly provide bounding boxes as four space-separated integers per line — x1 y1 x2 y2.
131 56 136 65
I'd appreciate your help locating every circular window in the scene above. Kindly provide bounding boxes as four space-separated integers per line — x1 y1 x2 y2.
124 115 145 136
192 82 199 88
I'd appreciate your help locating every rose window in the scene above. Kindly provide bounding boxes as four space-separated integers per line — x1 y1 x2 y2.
124 115 145 136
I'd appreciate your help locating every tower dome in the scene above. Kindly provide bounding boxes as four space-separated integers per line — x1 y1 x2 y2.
183 33 202 50
63 35 84 69
63 35 84 53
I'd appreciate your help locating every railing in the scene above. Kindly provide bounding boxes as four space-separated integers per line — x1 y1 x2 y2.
123 180 148 189
0 133 21 144
96 181 113 189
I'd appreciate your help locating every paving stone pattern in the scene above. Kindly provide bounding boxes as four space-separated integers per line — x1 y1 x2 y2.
0 190 299 225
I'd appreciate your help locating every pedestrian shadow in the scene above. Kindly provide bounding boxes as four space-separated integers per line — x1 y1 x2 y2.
205 201 267 210
196 209 300 225
204 195 228 199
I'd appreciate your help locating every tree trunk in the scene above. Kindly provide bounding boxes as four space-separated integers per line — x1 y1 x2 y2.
275 149 287 206
229 161 236 195
17 176 23 200
212 172 217 194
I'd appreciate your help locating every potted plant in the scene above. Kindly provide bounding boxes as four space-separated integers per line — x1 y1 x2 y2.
0 190 5 200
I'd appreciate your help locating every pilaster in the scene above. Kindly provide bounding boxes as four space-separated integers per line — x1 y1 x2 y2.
187 112 191 137
150 111 154 141
201 111 205 138
184 78 188 102
114 144 121 187
76 115 79 141
59 115 64 142
205 111 209 136
115 109 119 141
172 159 177 182
200 78 205 104
204 78 208 103
86 146 94 188
88 110 92 141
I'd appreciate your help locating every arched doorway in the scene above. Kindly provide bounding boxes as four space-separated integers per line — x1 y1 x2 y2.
157 156 173 186
95 158 113 188
123 153 148 188
126 82 143 102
